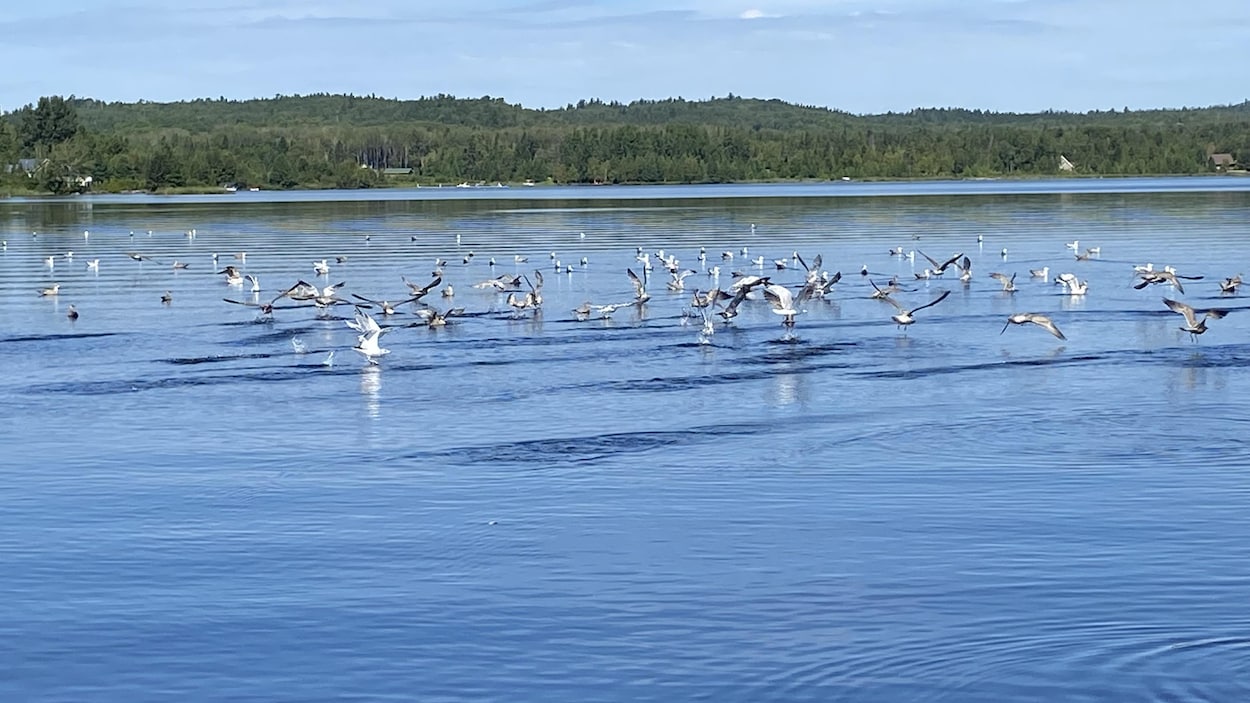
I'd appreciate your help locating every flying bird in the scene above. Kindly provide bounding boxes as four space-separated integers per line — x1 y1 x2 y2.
1163 297 1229 341
1002 313 1066 340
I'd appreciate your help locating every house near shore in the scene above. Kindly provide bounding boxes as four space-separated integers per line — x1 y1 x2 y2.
1209 153 1236 171
1058 154 1075 172
380 167 414 176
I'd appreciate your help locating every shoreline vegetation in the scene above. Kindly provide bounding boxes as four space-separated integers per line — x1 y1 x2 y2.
2 93 1247 196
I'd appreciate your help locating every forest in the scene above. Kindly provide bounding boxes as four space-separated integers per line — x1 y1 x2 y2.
1 93 1247 194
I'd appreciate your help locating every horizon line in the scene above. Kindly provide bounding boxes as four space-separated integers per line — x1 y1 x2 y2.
6 92 1250 120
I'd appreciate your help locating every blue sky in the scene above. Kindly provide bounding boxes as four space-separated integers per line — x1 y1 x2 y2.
3 0 1247 114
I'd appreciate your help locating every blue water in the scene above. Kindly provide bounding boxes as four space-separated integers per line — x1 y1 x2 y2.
3 180 1250 701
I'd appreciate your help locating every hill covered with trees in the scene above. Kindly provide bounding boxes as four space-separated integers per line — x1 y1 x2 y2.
2 93 1247 194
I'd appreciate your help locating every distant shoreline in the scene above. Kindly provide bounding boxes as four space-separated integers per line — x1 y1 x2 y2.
6 174 1250 205
4 172 1246 200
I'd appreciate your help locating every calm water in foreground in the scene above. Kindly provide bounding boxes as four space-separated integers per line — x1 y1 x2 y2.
3 179 1250 701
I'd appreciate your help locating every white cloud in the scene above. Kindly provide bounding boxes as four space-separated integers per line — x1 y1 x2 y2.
739 8 777 19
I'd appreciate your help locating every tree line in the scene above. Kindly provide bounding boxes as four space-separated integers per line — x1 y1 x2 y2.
2 94 1247 194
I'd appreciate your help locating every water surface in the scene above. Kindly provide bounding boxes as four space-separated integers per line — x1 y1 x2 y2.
3 180 1250 702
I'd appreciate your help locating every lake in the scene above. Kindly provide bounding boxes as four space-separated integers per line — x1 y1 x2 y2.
3 178 1250 702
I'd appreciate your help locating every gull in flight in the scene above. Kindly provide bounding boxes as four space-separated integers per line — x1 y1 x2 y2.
917 250 964 276
1163 297 1229 341
627 268 651 304
1054 273 1088 295
762 282 815 328
351 293 420 316
871 281 951 331
1002 313 1066 340
667 268 697 291
414 306 466 328
347 308 391 364
218 265 244 285
275 280 349 309
472 274 522 291
1135 269 1202 295
989 271 1018 293
505 270 544 314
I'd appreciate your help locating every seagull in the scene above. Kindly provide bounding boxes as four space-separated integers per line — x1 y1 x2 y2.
762 283 811 328
917 250 964 275
401 275 443 301
691 288 730 310
161 290 173 304
872 283 951 331
955 255 973 284
870 277 904 300
1163 298 1229 341
989 272 1017 293
351 293 419 316
86 259 100 272
347 308 390 363
667 268 697 291
591 302 631 319
66 304 79 320
627 268 651 304
1135 269 1201 295
1002 313 1066 340
414 306 465 328
313 259 330 276
728 273 769 294
505 271 544 314
1054 272 1088 295
1220 274 1242 294
472 274 522 291
1029 266 1050 279
275 280 347 308
245 274 261 293
38 283 60 297
716 286 752 322
217 265 244 285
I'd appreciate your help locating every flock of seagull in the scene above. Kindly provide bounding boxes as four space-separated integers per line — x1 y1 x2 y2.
11 227 1243 366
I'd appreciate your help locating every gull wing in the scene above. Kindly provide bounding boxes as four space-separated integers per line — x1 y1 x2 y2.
908 289 951 315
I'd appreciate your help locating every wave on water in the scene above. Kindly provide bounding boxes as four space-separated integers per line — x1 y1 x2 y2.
392 420 764 467
0 332 121 344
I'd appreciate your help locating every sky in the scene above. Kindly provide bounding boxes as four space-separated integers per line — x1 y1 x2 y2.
2 0 1248 115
